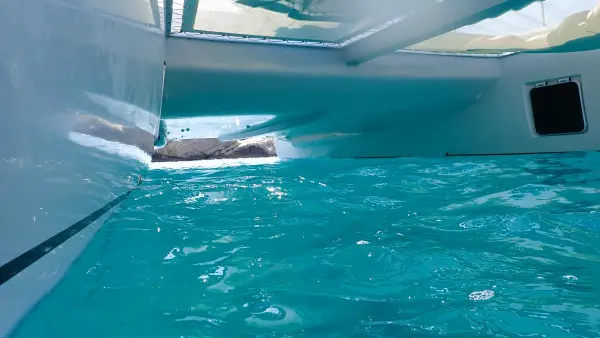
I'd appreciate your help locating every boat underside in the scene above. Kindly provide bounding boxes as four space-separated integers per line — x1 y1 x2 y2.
162 37 600 158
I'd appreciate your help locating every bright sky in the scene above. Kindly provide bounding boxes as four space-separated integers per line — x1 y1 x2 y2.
458 0 598 36
192 0 598 41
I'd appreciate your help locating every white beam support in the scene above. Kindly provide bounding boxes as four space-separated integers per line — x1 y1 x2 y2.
343 0 535 65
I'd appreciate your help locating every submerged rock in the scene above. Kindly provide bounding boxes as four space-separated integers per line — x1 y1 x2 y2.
152 137 277 162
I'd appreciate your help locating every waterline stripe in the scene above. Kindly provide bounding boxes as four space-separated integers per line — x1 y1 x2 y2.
0 190 133 286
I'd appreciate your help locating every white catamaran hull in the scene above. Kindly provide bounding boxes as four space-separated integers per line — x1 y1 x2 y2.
0 0 165 335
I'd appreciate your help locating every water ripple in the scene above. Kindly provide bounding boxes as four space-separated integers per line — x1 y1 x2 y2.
12 154 600 337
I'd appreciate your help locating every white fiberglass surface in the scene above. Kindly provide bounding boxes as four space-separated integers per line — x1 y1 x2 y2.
408 0 600 54
164 116 275 140
80 0 157 25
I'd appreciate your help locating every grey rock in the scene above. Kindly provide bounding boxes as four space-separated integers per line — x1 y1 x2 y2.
152 137 277 162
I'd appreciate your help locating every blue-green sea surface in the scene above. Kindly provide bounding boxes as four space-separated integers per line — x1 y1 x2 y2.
12 153 600 337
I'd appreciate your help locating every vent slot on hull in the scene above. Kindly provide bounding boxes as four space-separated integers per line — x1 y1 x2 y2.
530 81 585 136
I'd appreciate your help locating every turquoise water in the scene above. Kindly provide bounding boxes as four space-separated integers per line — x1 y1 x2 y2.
12 153 600 337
